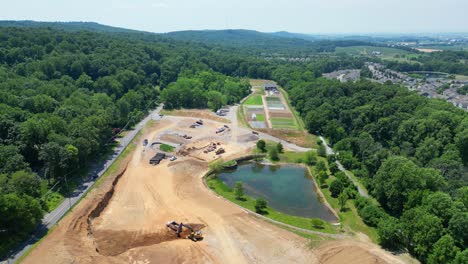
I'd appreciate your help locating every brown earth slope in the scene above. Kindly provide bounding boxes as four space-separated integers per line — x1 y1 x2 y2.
22 117 405 264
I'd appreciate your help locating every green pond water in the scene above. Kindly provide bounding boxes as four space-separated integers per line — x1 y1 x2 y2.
217 162 337 222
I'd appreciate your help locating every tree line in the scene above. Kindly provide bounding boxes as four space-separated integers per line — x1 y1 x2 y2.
276 73 467 263
385 50 468 75
0 26 275 257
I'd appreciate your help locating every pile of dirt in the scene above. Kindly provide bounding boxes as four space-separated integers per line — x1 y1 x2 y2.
93 223 206 256
166 109 230 123
160 133 188 145
314 241 405 264
237 134 259 143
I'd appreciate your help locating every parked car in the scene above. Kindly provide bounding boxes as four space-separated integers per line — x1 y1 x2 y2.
143 139 148 146
169 156 177 161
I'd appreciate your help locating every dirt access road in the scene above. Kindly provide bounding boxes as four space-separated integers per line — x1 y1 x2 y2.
22 114 405 264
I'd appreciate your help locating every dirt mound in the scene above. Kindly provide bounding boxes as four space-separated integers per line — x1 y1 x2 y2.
315 241 404 264
160 133 187 145
93 223 206 256
237 134 259 142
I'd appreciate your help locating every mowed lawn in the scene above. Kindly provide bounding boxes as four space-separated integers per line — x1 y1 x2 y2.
271 117 297 129
244 94 263 105
255 114 265 121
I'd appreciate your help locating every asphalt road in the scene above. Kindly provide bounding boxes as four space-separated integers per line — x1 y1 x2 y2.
3 105 163 264
320 136 369 197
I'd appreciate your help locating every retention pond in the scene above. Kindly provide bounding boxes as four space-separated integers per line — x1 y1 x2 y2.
217 162 337 222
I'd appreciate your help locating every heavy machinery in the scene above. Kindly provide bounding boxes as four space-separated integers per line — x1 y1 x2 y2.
166 221 203 241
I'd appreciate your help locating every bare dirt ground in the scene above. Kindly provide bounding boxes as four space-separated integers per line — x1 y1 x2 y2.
162 109 231 123
23 116 407 264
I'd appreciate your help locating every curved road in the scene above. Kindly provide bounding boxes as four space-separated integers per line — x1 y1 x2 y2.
4 105 164 264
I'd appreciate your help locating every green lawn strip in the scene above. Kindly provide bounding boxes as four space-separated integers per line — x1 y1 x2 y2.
278 87 305 131
278 151 306 164
237 105 250 128
255 113 265 121
160 143 175 152
244 94 263 105
265 96 281 102
310 163 379 243
207 177 337 234
271 117 297 129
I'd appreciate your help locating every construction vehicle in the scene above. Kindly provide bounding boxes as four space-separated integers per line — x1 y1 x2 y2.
215 148 225 155
166 221 203 241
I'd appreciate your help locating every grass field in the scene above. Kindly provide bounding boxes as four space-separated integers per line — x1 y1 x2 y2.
456 75 468 81
244 94 263 105
271 117 297 129
160 143 175 152
207 177 337 234
335 46 411 57
255 113 265 121
279 88 305 131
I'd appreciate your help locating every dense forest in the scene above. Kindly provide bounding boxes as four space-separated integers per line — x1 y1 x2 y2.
0 26 272 256
276 72 468 263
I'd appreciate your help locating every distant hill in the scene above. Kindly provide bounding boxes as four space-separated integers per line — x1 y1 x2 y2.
270 31 319 41
164 29 320 54
0 20 144 34
0 21 374 55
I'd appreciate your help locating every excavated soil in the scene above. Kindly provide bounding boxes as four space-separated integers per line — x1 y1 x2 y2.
22 117 407 264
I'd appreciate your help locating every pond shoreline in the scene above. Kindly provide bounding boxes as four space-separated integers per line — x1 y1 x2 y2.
204 156 340 226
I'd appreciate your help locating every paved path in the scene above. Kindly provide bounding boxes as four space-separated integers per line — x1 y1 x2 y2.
319 136 369 197
3 105 164 264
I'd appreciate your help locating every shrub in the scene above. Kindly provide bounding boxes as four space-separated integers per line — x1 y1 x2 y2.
234 181 244 200
317 145 326 157
316 160 327 173
255 198 268 214
359 205 386 226
276 142 283 153
329 162 339 175
329 179 344 198
268 147 279 161
305 151 317 165
311 218 325 229
256 140 266 152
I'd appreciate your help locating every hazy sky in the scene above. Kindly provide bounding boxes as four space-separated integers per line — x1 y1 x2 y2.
1 0 467 33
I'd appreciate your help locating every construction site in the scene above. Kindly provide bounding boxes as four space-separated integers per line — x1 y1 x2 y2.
21 109 408 264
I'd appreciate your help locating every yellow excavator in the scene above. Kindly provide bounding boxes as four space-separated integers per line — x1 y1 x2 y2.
166 221 204 241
